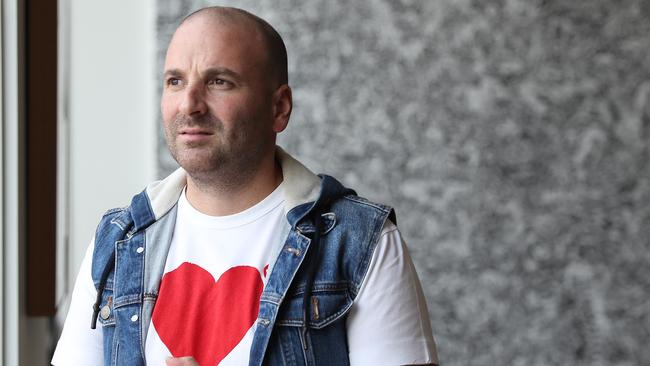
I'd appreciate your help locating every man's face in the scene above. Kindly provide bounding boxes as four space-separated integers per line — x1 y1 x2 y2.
161 17 277 178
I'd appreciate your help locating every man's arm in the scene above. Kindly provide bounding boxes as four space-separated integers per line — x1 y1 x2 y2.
346 220 439 366
51 241 104 365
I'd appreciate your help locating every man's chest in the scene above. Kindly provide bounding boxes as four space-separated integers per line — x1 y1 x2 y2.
144 199 289 366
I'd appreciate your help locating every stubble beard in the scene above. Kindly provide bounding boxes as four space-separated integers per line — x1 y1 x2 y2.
164 113 268 193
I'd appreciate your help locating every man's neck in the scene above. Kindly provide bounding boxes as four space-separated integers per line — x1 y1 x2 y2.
184 156 283 216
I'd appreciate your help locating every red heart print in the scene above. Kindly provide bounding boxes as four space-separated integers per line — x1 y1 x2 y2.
152 262 263 366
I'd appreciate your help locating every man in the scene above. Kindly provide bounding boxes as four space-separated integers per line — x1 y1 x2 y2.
53 6 438 366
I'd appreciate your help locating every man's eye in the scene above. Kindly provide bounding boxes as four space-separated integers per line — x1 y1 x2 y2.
209 78 231 87
167 78 181 86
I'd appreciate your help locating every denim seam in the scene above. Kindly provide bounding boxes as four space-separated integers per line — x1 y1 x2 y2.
275 302 351 329
113 294 142 308
351 211 390 299
115 236 135 246
260 293 282 304
103 206 127 217
93 280 114 291
143 293 158 301
300 329 311 365
111 340 119 366
257 230 312 358
285 282 350 297
139 303 145 364
98 317 116 327
139 233 146 364
342 196 392 215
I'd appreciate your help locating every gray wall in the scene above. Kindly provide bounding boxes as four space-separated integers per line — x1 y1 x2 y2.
156 1 650 365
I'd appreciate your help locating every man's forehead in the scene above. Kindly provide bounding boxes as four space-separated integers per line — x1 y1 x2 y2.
174 16 254 41
164 19 266 77
167 19 264 58
167 15 263 56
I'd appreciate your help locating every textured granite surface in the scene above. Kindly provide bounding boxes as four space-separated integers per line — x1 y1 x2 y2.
156 1 650 364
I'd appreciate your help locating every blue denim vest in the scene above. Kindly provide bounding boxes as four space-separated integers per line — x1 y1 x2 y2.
90 151 394 366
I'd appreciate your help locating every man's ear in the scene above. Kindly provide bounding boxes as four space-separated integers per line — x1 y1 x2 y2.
272 84 292 133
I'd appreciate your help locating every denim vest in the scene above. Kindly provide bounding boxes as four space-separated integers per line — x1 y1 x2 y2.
90 150 395 366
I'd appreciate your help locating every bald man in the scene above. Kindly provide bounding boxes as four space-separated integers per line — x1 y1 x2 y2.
52 7 438 366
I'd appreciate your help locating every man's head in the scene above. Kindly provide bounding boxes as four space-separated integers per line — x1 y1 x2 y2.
180 7 289 88
161 7 292 184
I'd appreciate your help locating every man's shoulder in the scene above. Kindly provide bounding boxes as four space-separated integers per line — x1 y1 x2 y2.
93 188 152 249
99 205 130 223
318 174 396 224
338 193 393 214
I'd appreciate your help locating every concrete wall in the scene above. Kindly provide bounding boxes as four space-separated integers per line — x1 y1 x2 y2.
155 1 650 365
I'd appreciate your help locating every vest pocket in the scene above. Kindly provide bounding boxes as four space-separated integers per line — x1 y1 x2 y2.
275 283 353 329
268 285 353 366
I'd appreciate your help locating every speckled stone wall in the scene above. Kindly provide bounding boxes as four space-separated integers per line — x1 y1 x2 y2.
156 1 650 364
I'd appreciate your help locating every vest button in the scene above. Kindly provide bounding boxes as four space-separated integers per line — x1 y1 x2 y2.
136 246 144 254
131 314 139 322
100 305 111 320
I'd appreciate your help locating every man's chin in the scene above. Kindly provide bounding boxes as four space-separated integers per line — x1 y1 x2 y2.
176 158 218 173
171 150 222 174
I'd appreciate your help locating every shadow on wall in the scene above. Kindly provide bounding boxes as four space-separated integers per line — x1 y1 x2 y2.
156 1 650 365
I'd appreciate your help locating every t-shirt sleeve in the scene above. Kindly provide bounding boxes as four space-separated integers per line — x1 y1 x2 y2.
51 240 104 366
346 220 439 366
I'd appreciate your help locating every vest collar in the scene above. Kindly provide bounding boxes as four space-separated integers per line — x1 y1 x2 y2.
136 146 323 225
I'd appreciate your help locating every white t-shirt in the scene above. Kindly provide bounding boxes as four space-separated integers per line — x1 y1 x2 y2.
52 185 438 365
145 185 289 365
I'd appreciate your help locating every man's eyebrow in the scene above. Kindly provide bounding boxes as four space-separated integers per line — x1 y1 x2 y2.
202 67 242 81
163 69 183 78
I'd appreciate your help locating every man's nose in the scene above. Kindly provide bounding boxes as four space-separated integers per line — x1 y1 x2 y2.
179 83 207 116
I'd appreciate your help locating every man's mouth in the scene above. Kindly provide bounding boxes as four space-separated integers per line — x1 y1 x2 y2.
179 127 213 135
178 128 214 143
